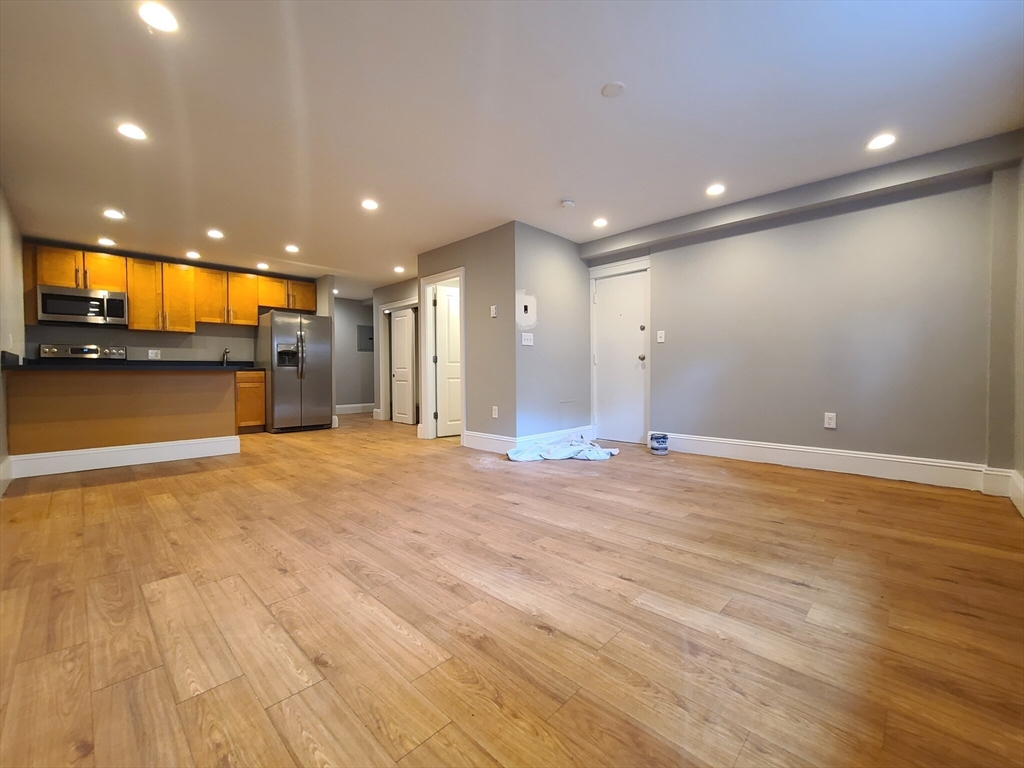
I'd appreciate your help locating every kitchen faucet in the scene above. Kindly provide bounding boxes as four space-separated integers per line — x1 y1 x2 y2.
222 348 230 366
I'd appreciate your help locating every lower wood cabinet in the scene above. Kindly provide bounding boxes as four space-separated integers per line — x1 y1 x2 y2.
235 370 266 432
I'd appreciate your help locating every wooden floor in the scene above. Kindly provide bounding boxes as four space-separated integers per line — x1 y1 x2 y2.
1 415 1022 768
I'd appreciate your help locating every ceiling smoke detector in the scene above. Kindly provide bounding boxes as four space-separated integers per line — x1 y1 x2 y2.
560 199 575 208
601 82 625 98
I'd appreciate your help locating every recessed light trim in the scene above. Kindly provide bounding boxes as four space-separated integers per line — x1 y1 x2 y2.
98 237 116 247
593 218 608 228
394 266 405 273
705 183 726 196
867 132 896 150
256 262 269 270
103 208 125 220
206 229 223 239
285 244 299 253
117 123 147 140
361 199 378 210
601 82 625 98
332 289 339 295
185 251 201 260
138 2 178 32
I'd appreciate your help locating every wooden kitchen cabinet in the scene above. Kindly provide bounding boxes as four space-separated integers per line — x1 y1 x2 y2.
36 247 84 288
257 275 288 308
235 370 266 431
127 258 195 332
289 281 317 311
227 272 259 325
194 268 228 323
83 252 127 291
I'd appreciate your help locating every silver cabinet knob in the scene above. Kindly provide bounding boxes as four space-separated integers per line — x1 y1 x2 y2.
638 354 646 361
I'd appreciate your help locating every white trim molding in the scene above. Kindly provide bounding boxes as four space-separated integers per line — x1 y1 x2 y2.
335 403 374 415
463 425 595 455
589 255 650 279
373 408 383 420
650 432 1024 504
8 436 241 479
1001 470 1024 516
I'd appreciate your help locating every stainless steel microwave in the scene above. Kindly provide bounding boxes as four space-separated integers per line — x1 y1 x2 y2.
37 285 128 325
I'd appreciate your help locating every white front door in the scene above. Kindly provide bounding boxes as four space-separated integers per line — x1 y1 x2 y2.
391 308 415 424
594 270 648 443
435 285 462 436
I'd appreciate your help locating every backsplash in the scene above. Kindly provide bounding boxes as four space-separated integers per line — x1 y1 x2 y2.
25 323 257 362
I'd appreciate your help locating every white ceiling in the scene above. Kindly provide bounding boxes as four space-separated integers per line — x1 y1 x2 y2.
1 1 1022 299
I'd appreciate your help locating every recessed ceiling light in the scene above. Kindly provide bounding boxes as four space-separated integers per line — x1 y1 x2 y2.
138 2 178 32
867 132 896 150
361 199 378 210
332 289 339 295
705 183 726 196
593 218 608 228
117 123 147 140
601 82 625 98
98 237 116 247
285 244 299 253
256 262 269 270
394 266 405 273
103 208 125 220
185 251 201 260
207 229 223 239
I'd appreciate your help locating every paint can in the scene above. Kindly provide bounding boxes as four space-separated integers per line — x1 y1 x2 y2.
650 433 668 456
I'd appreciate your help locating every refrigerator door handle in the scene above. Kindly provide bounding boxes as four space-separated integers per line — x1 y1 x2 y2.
298 329 306 380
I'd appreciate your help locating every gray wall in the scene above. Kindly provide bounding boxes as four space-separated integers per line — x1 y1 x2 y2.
418 223 517 436
372 277 418 411
24 323 257 362
514 222 591 437
334 297 374 406
0 187 23 496
650 182 993 463
1016 165 1024 480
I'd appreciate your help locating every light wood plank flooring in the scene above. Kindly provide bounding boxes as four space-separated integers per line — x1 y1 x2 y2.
1 415 1022 767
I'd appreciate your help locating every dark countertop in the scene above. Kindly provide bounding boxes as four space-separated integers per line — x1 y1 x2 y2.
3 359 261 372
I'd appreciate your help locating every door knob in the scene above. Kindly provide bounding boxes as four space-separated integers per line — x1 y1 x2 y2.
638 354 646 361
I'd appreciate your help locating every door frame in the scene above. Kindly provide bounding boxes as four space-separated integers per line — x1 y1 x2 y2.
590 256 651 442
377 295 417 421
419 267 467 442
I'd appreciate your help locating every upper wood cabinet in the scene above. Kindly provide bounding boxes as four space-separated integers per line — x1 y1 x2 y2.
36 247 82 288
227 272 259 325
194 268 228 324
257 275 288 308
290 281 317 312
127 258 195 332
34 247 127 291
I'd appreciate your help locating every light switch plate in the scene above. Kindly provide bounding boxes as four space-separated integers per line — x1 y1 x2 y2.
657 330 665 343
490 305 498 318
492 406 498 418
148 349 161 360
522 333 534 346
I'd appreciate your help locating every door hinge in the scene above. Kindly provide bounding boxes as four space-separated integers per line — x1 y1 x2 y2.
432 298 437 307
432 355 438 364
433 411 438 420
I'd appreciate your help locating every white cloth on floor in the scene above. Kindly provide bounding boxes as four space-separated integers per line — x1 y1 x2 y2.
507 433 619 462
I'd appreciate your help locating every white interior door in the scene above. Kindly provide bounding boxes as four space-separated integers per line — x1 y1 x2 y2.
435 284 462 436
594 270 648 443
391 308 415 424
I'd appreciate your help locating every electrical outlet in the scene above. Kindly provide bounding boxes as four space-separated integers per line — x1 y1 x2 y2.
492 406 498 419
824 412 836 429
657 330 665 343
521 332 533 346
490 305 498 318
148 349 161 360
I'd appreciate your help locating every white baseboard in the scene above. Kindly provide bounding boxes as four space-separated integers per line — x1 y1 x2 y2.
651 432 1023 505
331 416 339 429
417 424 429 440
336 403 374 415
1007 470 1024 516
8 436 241 479
0 456 10 497
372 408 383 420
463 425 595 454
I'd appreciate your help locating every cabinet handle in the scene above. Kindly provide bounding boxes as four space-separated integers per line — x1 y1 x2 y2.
75 266 80 288
84 269 90 288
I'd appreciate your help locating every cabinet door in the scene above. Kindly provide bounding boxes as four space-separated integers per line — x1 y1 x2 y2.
162 263 196 333
127 258 163 331
289 281 317 312
194 268 228 324
235 371 266 428
257 275 288 308
82 252 127 292
36 247 83 288
227 272 259 325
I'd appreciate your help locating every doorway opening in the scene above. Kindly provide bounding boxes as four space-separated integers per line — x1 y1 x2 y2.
421 268 466 441
377 295 417 423
388 306 418 425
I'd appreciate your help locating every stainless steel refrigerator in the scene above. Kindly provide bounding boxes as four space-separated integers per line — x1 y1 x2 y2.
256 311 333 432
